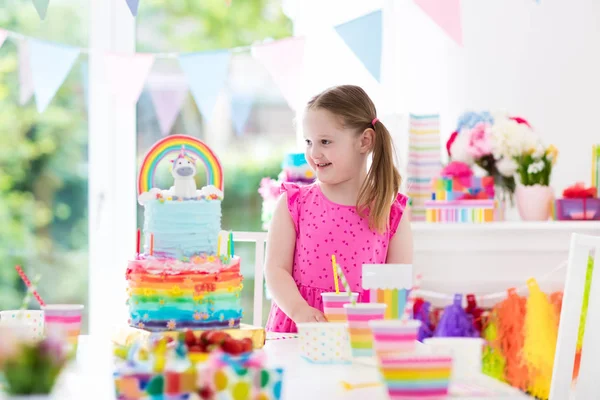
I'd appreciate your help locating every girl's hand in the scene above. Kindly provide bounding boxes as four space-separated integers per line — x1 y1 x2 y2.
292 305 328 323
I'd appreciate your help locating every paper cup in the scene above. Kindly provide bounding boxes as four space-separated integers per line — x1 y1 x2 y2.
379 354 453 399
321 292 358 322
423 337 484 379
343 303 387 357
42 304 84 357
369 319 421 357
0 310 44 341
297 322 351 364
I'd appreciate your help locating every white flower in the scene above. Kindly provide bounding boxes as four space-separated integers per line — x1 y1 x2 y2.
490 117 541 159
496 157 518 177
532 143 545 159
449 129 475 165
527 160 545 175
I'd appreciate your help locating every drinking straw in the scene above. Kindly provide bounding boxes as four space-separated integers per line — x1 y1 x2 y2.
335 262 355 305
331 255 340 294
15 265 45 307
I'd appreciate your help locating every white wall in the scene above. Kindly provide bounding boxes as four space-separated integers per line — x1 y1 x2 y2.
393 0 600 194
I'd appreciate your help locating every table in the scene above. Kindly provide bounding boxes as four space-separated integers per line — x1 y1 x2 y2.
32 335 533 399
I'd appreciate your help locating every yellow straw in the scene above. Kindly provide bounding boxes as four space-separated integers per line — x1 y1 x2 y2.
332 254 340 294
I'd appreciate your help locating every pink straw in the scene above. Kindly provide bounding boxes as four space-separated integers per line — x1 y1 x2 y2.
15 265 46 307
402 273 422 321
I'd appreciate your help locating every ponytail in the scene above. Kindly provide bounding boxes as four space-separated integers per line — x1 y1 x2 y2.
356 120 401 233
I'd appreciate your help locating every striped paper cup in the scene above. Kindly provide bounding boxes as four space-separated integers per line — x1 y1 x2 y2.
321 292 358 322
369 319 421 358
42 304 84 357
343 303 387 357
379 354 453 399
297 322 351 364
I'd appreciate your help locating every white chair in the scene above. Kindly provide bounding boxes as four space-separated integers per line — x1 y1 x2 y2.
550 233 600 399
232 231 268 327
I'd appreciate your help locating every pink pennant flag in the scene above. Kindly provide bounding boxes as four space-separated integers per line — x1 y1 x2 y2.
414 0 463 46
252 37 306 110
103 52 155 105
149 86 188 136
0 29 8 49
18 40 34 105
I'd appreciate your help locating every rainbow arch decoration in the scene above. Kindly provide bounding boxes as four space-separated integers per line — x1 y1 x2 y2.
137 134 224 196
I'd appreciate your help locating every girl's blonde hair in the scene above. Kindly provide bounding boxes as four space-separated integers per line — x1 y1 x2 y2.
306 85 401 233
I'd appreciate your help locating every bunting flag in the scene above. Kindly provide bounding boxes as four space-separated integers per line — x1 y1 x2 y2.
103 52 155 105
125 0 140 17
252 37 306 110
80 60 89 111
149 86 188 136
29 39 80 112
178 50 231 124
0 30 7 49
18 40 34 105
230 94 254 136
413 0 463 46
334 10 383 82
32 0 50 19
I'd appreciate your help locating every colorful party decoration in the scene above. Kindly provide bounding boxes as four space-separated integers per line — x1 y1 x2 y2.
32 0 50 20
496 288 528 391
125 0 140 16
413 0 463 46
230 94 254 136
178 50 231 124
29 39 80 112
137 134 224 195
149 86 188 136
103 52 155 106
481 310 506 381
334 10 382 82
434 294 479 338
251 37 306 110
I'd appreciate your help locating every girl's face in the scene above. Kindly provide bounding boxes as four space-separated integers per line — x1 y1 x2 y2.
303 108 372 186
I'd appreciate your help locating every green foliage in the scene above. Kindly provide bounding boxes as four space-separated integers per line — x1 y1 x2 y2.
0 4 88 310
514 150 554 186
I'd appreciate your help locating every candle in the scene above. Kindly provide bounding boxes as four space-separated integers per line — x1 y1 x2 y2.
150 234 154 256
229 231 234 257
217 232 222 256
136 228 140 255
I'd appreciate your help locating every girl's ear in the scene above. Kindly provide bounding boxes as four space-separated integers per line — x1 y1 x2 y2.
358 128 375 154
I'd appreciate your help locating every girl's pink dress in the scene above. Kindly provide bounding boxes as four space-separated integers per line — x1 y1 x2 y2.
265 182 408 333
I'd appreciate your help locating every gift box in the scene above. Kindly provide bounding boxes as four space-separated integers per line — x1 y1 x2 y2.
201 351 284 400
114 369 197 400
556 183 599 221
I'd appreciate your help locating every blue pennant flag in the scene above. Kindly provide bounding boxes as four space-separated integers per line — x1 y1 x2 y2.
178 50 231 124
32 0 50 20
335 10 383 82
230 95 254 136
29 39 80 112
125 0 139 16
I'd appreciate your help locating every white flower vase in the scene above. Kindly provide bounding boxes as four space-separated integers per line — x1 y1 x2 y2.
515 184 554 221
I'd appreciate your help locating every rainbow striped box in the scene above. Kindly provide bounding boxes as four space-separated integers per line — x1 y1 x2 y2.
378 354 453 399
424 200 496 223
369 320 421 357
344 303 387 357
362 264 412 320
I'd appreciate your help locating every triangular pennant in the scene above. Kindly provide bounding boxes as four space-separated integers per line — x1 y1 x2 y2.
230 95 254 136
125 0 139 16
149 86 188 136
32 0 50 20
414 0 463 46
0 29 8 49
103 53 155 105
80 60 89 111
29 39 80 112
178 50 231 123
18 40 34 105
334 10 383 82
251 37 305 110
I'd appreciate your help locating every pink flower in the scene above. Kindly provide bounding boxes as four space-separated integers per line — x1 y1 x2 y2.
466 122 493 158
446 131 458 156
441 161 474 188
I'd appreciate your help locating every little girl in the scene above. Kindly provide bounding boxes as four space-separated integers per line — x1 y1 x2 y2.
264 85 413 333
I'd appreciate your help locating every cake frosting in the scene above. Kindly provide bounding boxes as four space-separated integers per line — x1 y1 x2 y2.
127 135 242 332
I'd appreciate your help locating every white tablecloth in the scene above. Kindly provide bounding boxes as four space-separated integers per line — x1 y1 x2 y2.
15 335 533 399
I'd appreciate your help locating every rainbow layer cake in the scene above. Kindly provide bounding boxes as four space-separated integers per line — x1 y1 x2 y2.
128 134 243 333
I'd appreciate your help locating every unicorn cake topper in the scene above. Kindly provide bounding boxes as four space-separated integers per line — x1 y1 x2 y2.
169 145 198 198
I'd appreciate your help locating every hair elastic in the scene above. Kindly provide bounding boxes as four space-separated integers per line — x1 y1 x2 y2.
371 118 379 127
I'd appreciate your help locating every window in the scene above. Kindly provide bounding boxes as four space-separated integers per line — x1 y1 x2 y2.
0 1 89 330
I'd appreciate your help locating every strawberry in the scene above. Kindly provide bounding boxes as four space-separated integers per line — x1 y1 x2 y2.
184 330 197 347
206 331 230 345
188 345 203 353
221 338 244 355
240 338 253 353
198 386 214 400
200 331 211 345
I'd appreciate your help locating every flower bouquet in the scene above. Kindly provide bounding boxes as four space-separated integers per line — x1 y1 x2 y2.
0 327 68 398
446 111 540 204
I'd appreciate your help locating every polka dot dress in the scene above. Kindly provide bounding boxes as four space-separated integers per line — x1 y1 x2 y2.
265 183 407 333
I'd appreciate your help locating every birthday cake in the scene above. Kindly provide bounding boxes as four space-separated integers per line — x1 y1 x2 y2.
126 135 243 332
259 152 315 230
